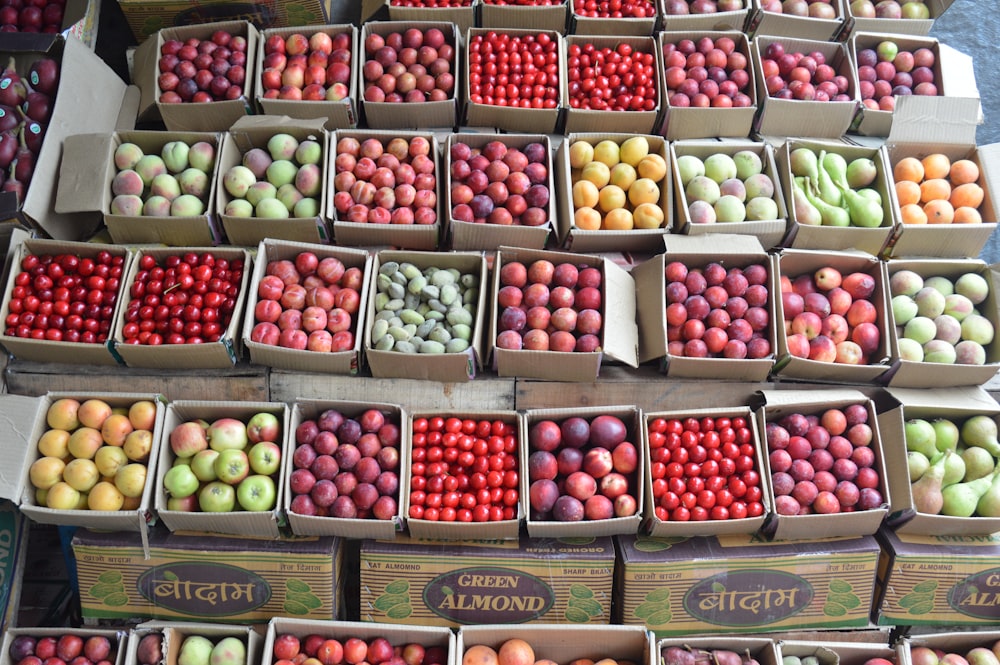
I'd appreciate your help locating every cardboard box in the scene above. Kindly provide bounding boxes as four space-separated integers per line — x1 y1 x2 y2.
360 534 615 625
752 37 859 140
0 501 28 632
365 250 487 382
361 21 460 131
256 25 360 131
479 1 569 33
403 409 523 540
72 526 343 622
876 96 1000 260
776 139 895 254
285 399 408 539
133 20 260 131
842 0 956 38
633 236 776 379
562 35 663 135
616 532 881 635
153 400 290 538
881 258 1000 388
445 133 555 251
0 391 166 534
774 253 896 379
0 238 131 365
522 405 645 537
385 4 476 36
110 246 252 370
56 129 224 247
849 33 980 138
657 637 781 665
464 28 566 134
1 628 127 665
488 246 639 381
659 2 751 33
330 130 442 251
670 140 788 249
124 622 262 665
555 133 672 252
118 0 336 43
457 625 653 665
875 527 1000 626
875 386 1000 536
242 240 371 374
218 116 331 246
747 0 846 40
902 631 1000 659
0 35 130 241
775 640 901 665
262 618 455 665
643 406 770 537
569 5 657 35
658 31 759 140
754 389 891 540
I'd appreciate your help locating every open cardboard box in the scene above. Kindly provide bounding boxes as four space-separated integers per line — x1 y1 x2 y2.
1 628 127 665
242 239 371 375
360 21 461 131
849 32 980 138
657 637 780 665
643 405 770 536
384 3 475 35
457 624 654 665
776 641 901 665
775 138 895 256
875 385 1000 535
562 35 663 135
110 246 252 370
555 133 672 253
0 391 166 534
445 133 555 251
881 258 1000 387
124 622 262 665
464 28 566 134
403 409 523 540
754 389 891 540
56 129 224 247
488 246 639 381
843 0 957 38
0 34 131 241
658 31 759 140
670 140 788 249
752 36 860 140
632 235 777 381
284 399 407 539
153 400 289 538
569 5 657 35
659 1 751 32
0 238 131 365
262 618 455 665
875 96 1000 259
747 0 847 40
255 24 360 131
616 531 881 634
365 250 487 382
218 116 331 247
480 0 569 33
772 249 892 384
330 129 442 251
522 405 645 538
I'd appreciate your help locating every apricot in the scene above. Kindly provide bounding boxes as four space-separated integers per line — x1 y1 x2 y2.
77 399 113 429
129 400 158 431
101 413 135 447
37 429 71 458
46 398 81 431
498 640 534 665
463 645 499 665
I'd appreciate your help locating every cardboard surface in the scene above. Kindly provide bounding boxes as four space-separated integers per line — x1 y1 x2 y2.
360 534 615 625
72 526 343 622
489 246 639 381
124 622 262 665
616 532 881 635
242 239 370 374
480 2 569 33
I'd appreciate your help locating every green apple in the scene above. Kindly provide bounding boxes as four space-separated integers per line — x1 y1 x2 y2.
179 636 214 665
214 449 250 485
236 474 276 511
247 441 281 476
163 464 200 499
210 637 247 665
190 449 220 482
207 417 248 451
199 481 236 512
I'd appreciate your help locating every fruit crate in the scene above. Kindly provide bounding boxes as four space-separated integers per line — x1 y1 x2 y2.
747 0 847 41
261 618 455 665
479 0 570 34
569 0 658 35
844 0 956 38
660 0 752 32
2 627 128 665
124 622 262 665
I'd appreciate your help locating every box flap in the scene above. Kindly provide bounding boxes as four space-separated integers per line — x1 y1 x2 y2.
883 385 998 411
229 114 328 134
938 42 980 101
978 142 1000 214
116 85 142 132
602 258 639 367
132 32 159 120
664 232 765 255
0 394 40 503
755 388 869 409
54 133 116 215
885 95 980 146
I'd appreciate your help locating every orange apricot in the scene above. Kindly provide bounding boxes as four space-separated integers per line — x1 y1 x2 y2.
923 199 955 224
949 159 980 186
895 180 921 206
498 640 534 665
899 203 928 225
893 156 924 183
919 178 951 203
950 182 985 209
464 646 499 665
921 153 951 180
953 206 983 224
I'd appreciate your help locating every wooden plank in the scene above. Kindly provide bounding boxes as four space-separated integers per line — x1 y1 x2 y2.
4 359 269 402
269 370 518 411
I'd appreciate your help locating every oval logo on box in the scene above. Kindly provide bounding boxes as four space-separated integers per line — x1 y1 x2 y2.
683 570 813 626
138 563 271 616
424 566 555 624
947 569 1000 619
175 3 274 26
